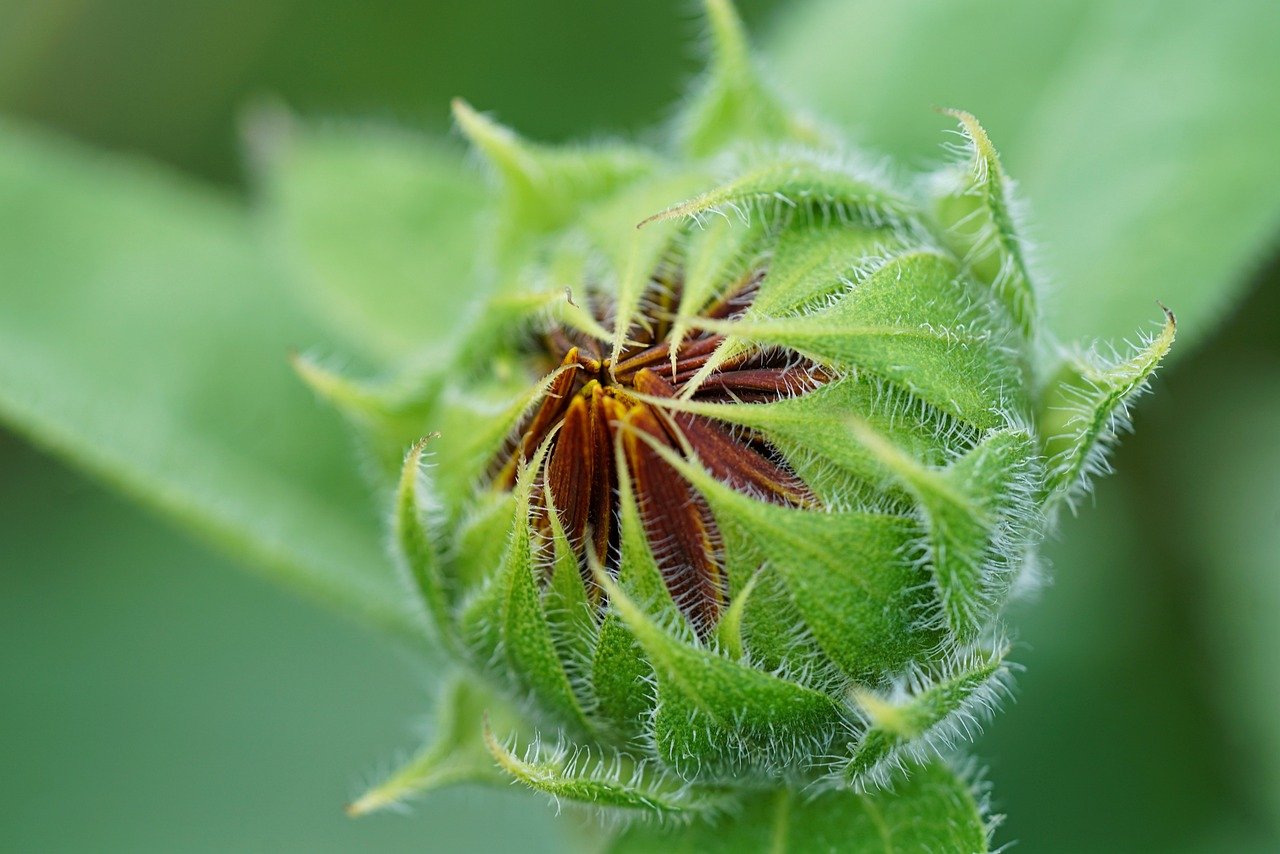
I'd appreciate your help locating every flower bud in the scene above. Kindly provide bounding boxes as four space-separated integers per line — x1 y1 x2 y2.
322 0 1174 823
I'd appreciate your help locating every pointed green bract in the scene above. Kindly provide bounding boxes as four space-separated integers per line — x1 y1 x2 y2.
1039 309 1176 511
713 569 761 662
495 449 598 736
452 98 655 265
599 570 844 779
484 724 731 819
706 478 937 680
848 422 1040 640
843 649 1010 790
293 352 443 482
677 0 821 156
748 219 907 319
931 109 1037 338
432 365 574 519
641 151 912 233
346 677 515 817
698 249 1026 428
393 435 456 653
590 446 677 739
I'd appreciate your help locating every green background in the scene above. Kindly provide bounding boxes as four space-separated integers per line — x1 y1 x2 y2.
2 1 1278 851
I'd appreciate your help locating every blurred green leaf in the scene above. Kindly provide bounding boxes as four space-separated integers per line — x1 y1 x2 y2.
0 120 417 640
0 437 567 852
610 760 988 853
978 474 1229 852
769 0 1280 351
252 115 490 362
1157 367 1280 833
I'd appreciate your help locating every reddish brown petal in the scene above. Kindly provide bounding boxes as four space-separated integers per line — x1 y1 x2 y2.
675 413 817 507
544 394 594 550
588 385 619 576
690 365 824 403
621 403 724 634
491 350 581 489
631 369 816 507
700 272 763 320
612 342 674 381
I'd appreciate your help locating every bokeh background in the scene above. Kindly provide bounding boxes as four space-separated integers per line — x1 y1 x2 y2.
2 1 1278 851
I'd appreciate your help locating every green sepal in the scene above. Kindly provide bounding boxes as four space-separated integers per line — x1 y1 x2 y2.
676 0 824 157
641 149 912 233
747 219 909 320
842 649 1010 790
292 352 441 483
483 723 733 820
541 486 597 709
597 568 845 779
579 172 706 365
668 216 767 354
736 566 824 676
392 434 458 653
659 443 938 681
590 440 679 740
847 422 1041 641
448 288 582 379
451 99 655 265
458 441 596 736
1039 308 1176 511
713 569 761 662
610 760 991 853
345 675 517 817
694 248 1026 429
929 109 1037 338
433 362 575 520
639 374 965 504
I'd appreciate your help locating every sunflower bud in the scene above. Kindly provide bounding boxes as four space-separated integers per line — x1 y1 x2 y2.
320 0 1174 830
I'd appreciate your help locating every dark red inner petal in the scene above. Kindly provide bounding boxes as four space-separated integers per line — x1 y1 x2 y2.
485 269 827 634
621 403 725 634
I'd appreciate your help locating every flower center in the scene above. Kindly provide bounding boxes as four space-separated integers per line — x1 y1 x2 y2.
490 271 827 632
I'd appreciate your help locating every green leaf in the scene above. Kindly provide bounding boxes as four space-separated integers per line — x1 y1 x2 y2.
770 0 1280 351
252 115 490 362
0 120 417 640
610 760 990 853
1153 365 1280 828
